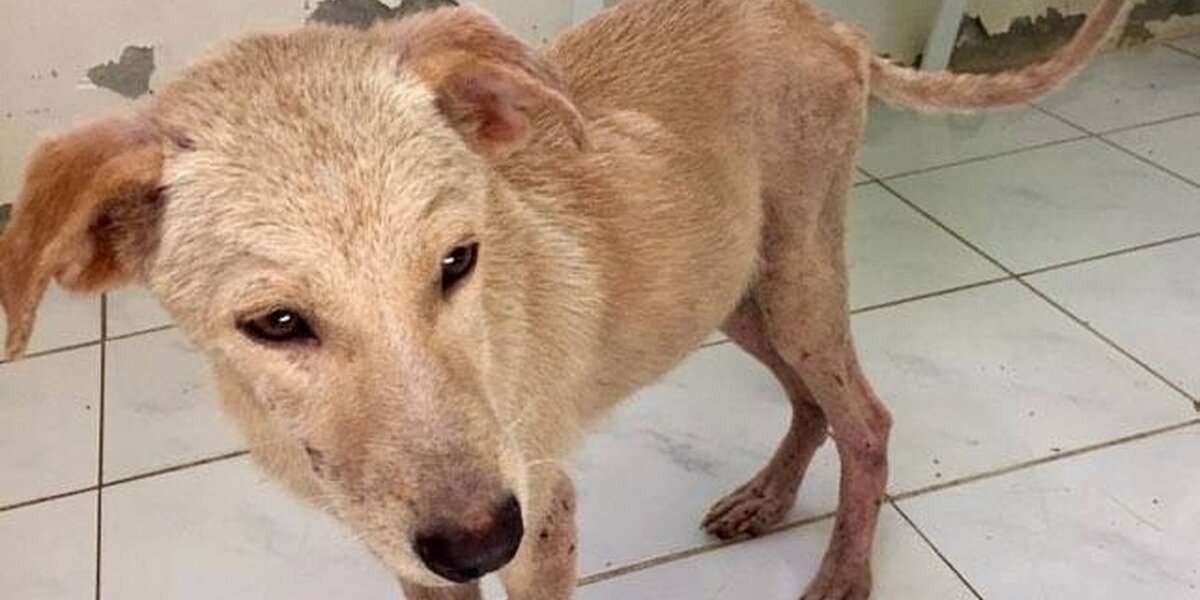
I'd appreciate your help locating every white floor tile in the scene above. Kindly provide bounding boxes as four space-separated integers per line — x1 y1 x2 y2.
900 427 1200 599
100 456 397 600
571 343 840 575
577 505 975 600
105 288 174 338
849 184 1003 309
0 284 99 356
0 492 96 600
1038 45 1200 132
1105 114 1200 184
103 328 240 481
862 101 1081 178
1028 238 1200 400
0 347 99 506
852 281 1192 494
889 138 1200 272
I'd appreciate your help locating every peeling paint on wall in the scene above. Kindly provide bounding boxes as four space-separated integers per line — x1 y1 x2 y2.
1124 0 1200 43
87 45 155 99
951 0 1200 72
306 0 458 29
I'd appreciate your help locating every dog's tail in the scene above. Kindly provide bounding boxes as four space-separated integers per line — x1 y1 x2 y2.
869 0 1131 112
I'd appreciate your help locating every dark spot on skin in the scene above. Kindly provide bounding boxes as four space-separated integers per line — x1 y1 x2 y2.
306 0 458 29
568 544 576 554
166 130 196 151
50 69 58 78
87 45 155 99
539 530 550 541
0 204 10 230
833 374 845 387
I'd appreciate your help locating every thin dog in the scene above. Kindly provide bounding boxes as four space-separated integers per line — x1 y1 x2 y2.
0 0 1130 598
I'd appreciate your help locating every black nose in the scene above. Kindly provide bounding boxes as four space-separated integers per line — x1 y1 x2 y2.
414 495 524 583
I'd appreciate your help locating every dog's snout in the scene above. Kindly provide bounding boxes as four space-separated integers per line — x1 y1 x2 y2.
414 495 524 583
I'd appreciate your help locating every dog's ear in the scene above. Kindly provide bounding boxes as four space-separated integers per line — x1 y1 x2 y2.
391 7 589 157
0 115 165 359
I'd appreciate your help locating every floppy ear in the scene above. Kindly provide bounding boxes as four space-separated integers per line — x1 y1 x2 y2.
0 115 164 359
390 7 589 157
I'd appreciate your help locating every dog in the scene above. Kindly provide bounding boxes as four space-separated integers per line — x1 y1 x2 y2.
0 0 1130 597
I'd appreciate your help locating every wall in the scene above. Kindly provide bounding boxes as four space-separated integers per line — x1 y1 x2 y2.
0 0 575 207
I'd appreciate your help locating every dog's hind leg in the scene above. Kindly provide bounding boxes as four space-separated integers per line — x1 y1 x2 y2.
752 190 891 599
703 297 830 537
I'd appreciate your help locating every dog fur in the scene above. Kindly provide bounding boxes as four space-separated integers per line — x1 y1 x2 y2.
0 0 1130 597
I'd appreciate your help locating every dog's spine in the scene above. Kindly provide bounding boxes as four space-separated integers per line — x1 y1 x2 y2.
868 0 1131 112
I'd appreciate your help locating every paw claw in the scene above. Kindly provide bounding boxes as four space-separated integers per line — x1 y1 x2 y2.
702 481 795 540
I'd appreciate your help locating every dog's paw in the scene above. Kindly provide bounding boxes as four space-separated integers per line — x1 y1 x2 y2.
800 561 872 600
701 480 795 539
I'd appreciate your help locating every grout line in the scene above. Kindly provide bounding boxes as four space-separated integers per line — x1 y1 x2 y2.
106 324 176 343
102 450 250 488
1015 231 1200 277
850 277 1013 315
1098 110 1200 135
873 174 1200 410
1031 105 1200 190
94 294 107 600
0 339 102 365
890 501 985 600
0 450 250 514
1015 276 1200 411
0 486 96 514
1164 41 1200 61
1093 134 1200 188
576 511 837 588
891 418 1200 502
872 134 1090 182
0 324 177 366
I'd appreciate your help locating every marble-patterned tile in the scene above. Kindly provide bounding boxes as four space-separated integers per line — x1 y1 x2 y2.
1038 44 1200 132
889 138 1200 272
571 343 840 576
105 287 174 338
848 184 1003 309
1028 237 1200 400
577 505 975 600
0 492 97 600
0 284 100 357
861 101 1081 178
103 328 239 481
1105 113 1200 185
851 281 1192 495
100 456 397 600
0 347 99 506
900 427 1200 599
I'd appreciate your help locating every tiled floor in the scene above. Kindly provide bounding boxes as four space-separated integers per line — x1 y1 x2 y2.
2 39 1199 600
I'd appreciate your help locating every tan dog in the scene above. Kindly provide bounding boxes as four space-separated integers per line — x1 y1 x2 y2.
0 0 1130 598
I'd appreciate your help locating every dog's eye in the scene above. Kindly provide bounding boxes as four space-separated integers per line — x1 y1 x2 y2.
440 243 479 293
239 308 317 344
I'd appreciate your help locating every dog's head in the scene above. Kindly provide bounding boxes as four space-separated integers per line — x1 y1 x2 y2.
0 7 589 586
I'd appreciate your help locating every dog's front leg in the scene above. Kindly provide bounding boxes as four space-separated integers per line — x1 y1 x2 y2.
500 467 578 600
399 579 482 600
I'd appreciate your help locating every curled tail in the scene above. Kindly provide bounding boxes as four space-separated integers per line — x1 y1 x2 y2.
870 0 1131 111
